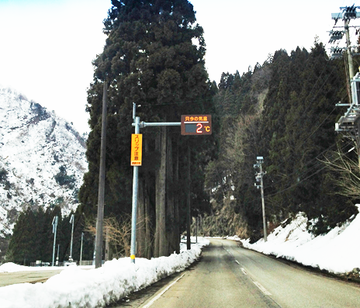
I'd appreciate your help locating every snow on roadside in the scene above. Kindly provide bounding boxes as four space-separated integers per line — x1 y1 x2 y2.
238 208 360 275
0 237 209 308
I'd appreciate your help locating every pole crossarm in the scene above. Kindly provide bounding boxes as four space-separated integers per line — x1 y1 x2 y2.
331 6 360 133
336 72 360 132
132 121 181 128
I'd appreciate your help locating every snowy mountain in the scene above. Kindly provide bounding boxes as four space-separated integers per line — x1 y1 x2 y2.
0 87 88 236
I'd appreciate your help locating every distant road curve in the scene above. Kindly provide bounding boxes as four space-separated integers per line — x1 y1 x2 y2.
116 238 360 308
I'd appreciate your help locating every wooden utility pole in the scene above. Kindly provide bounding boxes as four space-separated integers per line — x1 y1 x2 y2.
187 145 191 250
94 80 107 268
259 158 267 242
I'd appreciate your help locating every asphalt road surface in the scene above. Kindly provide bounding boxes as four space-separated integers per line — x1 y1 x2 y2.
0 269 63 287
114 238 360 308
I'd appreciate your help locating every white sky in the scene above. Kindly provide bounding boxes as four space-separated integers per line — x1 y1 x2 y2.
0 0 353 134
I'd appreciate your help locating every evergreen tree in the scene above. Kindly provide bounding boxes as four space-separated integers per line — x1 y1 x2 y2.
80 0 215 258
6 206 94 265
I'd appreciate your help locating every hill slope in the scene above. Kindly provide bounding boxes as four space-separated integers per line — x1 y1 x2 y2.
0 88 88 237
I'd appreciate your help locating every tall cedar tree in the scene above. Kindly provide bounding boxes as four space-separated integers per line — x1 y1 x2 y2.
79 0 216 258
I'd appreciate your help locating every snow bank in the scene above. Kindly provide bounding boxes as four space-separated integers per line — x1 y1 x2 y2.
0 238 209 308
241 210 360 274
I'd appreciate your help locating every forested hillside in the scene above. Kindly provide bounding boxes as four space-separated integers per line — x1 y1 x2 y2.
205 43 359 241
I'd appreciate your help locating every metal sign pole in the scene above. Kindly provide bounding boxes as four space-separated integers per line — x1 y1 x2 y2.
130 116 140 263
129 113 211 262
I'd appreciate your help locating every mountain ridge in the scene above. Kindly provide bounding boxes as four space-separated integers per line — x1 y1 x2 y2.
0 87 88 238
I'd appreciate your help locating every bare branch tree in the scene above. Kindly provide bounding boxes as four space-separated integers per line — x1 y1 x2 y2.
321 146 360 199
85 215 131 258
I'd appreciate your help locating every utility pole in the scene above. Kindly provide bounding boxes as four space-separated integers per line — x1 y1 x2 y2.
332 6 360 165
80 232 84 266
345 18 355 81
69 214 74 262
187 145 191 250
95 80 108 268
254 156 267 242
51 216 58 266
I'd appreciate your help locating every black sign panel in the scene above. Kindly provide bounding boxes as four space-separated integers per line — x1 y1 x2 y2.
181 115 212 135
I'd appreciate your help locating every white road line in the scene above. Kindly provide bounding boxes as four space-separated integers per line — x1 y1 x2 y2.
241 267 247 275
253 281 272 296
142 274 185 308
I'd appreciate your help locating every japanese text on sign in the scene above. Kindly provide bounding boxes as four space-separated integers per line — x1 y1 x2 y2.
181 115 212 135
131 134 143 166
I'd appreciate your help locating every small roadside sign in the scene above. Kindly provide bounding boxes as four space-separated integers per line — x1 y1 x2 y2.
181 115 212 135
131 134 142 166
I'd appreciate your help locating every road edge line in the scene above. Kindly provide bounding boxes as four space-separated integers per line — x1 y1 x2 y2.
142 273 185 308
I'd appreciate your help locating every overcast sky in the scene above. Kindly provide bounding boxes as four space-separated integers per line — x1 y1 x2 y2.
0 0 354 134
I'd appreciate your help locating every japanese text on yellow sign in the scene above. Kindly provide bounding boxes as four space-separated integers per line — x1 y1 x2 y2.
131 134 142 166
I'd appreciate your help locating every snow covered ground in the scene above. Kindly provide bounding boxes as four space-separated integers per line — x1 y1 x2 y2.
0 238 209 308
238 206 360 275
1 208 360 308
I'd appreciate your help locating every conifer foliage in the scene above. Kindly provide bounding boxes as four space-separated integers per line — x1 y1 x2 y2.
6 207 93 265
207 43 358 240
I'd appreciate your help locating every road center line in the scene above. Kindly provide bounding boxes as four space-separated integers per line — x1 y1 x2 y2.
253 281 272 296
142 273 185 308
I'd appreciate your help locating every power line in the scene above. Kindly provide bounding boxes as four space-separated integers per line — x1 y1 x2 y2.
264 139 354 198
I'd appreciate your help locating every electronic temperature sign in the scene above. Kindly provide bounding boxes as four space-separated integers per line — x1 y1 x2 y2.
181 115 212 135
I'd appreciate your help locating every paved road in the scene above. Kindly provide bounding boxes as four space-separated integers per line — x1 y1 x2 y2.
0 269 63 287
115 238 360 308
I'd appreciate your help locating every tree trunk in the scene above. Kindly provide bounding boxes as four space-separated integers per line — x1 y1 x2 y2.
174 143 180 253
138 139 154 259
187 145 191 250
166 136 175 255
144 176 153 259
155 127 167 257
137 178 146 258
105 226 110 261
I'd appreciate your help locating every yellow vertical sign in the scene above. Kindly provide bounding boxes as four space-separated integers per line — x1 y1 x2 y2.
131 134 142 166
